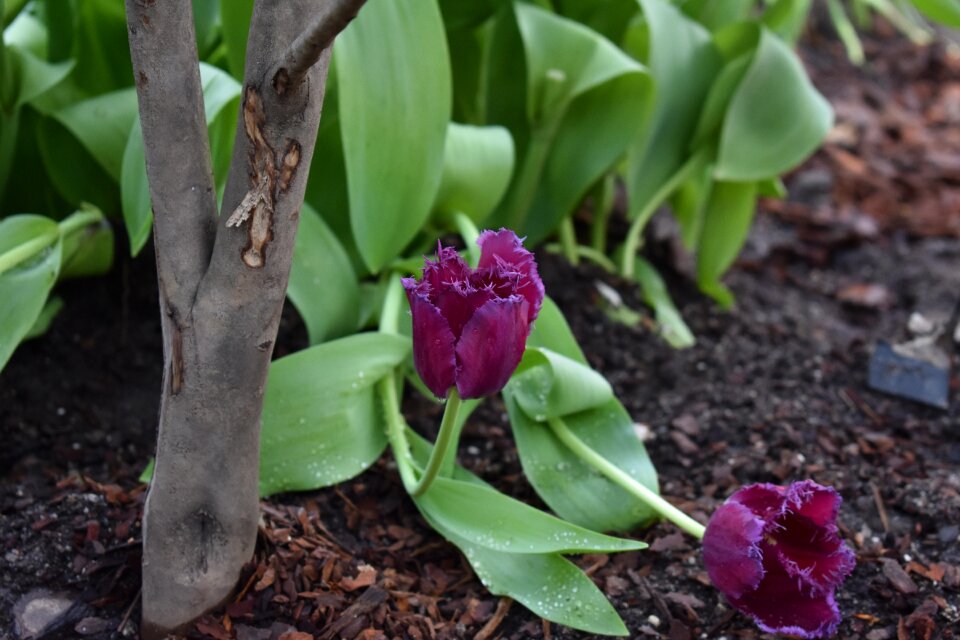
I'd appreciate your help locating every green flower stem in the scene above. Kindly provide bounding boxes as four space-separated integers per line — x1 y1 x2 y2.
58 206 104 236
379 374 420 493
453 211 480 267
589 174 615 254
543 243 616 273
547 416 706 539
378 273 420 493
0 229 59 276
620 148 710 279
411 388 463 497
558 217 579 266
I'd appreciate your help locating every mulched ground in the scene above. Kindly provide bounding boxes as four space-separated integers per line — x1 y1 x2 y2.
2 25 959 640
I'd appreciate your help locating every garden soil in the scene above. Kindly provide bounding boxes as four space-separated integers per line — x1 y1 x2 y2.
2 27 959 640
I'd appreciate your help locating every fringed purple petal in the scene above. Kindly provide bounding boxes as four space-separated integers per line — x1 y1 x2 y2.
732 541 843 638
731 483 788 521
454 296 529 399
788 480 842 527
403 286 457 399
702 502 765 600
477 228 544 324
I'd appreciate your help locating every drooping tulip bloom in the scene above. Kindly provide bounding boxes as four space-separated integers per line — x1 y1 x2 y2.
702 481 856 638
403 229 544 399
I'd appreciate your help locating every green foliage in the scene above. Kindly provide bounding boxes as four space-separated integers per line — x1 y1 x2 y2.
259 333 409 495
0 206 110 370
336 0 451 272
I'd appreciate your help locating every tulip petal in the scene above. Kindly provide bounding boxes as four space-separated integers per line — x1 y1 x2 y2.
477 228 545 323
404 289 457 399
732 483 788 521
702 502 765 600
732 543 843 638
454 296 529 399
788 480 842 527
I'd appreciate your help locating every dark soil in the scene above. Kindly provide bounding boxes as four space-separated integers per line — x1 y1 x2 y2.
3 28 959 640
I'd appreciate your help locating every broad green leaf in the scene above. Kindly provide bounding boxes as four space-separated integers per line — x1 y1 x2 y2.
70 0 132 95
433 122 514 224
45 88 138 181
415 475 644 554
337 0 451 272
59 205 113 279
510 347 611 420
36 117 117 213
192 0 221 58
714 30 832 181
287 204 360 344
689 53 751 149
624 0 721 221
763 0 814 43
910 0 960 27
120 64 241 255
631 257 694 348
671 156 713 249
554 0 639 42
696 180 757 308
438 523 630 635
684 0 756 29
260 333 410 495
5 46 74 109
493 4 651 243
0 214 62 370
526 296 586 364
405 429 632 636
507 394 659 532
220 0 254 78
23 295 63 340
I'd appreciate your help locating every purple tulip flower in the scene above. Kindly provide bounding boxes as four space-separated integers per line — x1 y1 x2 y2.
403 229 544 400
702 481 856 638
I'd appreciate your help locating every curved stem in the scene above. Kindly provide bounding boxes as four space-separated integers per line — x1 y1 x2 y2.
547 416 706 539
378 273 420 493
621 148 710 278
411 388 463 497
558 217 579 266
0 229 59 276
590 173 615 254
453 211 480 267
543 243 616 273
379 375 419 493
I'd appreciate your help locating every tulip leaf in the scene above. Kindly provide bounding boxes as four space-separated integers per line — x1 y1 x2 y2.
490 4 652 243
220 0 255 78
433 122 515 225
696 180 757 308
507 394 659 532
527 296 587 365
689 53 752 150
714 29 832 181
624 0 721 221
43 87 139 182
259 332 410 495
405 428 633 636
631 257 695 349
121 63 241 255
415 475 644 554
433 522 631 635
287 203 360 345
510 347 611 420
337 0 451 272
911 0 960 27
23 296 64 340
0 215 62 371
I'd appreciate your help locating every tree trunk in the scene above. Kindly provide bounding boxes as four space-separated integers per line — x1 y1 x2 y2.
125 1 364 636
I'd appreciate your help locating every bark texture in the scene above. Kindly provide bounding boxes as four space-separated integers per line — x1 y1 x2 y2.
125 1 364 637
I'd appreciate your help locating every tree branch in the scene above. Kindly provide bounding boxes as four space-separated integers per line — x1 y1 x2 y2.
272 0 367 95
125 0 217 315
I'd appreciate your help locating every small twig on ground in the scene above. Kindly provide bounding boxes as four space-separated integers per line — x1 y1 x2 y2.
869 481 891 533
117 587 142 633
474 597 512 640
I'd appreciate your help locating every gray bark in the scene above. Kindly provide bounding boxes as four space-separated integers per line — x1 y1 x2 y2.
125 1 365 637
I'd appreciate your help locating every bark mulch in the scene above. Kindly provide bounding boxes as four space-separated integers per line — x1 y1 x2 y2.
2 26 959 640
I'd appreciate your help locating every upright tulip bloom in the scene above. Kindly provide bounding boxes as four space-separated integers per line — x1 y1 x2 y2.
403 229 544 399
702 481 856 638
